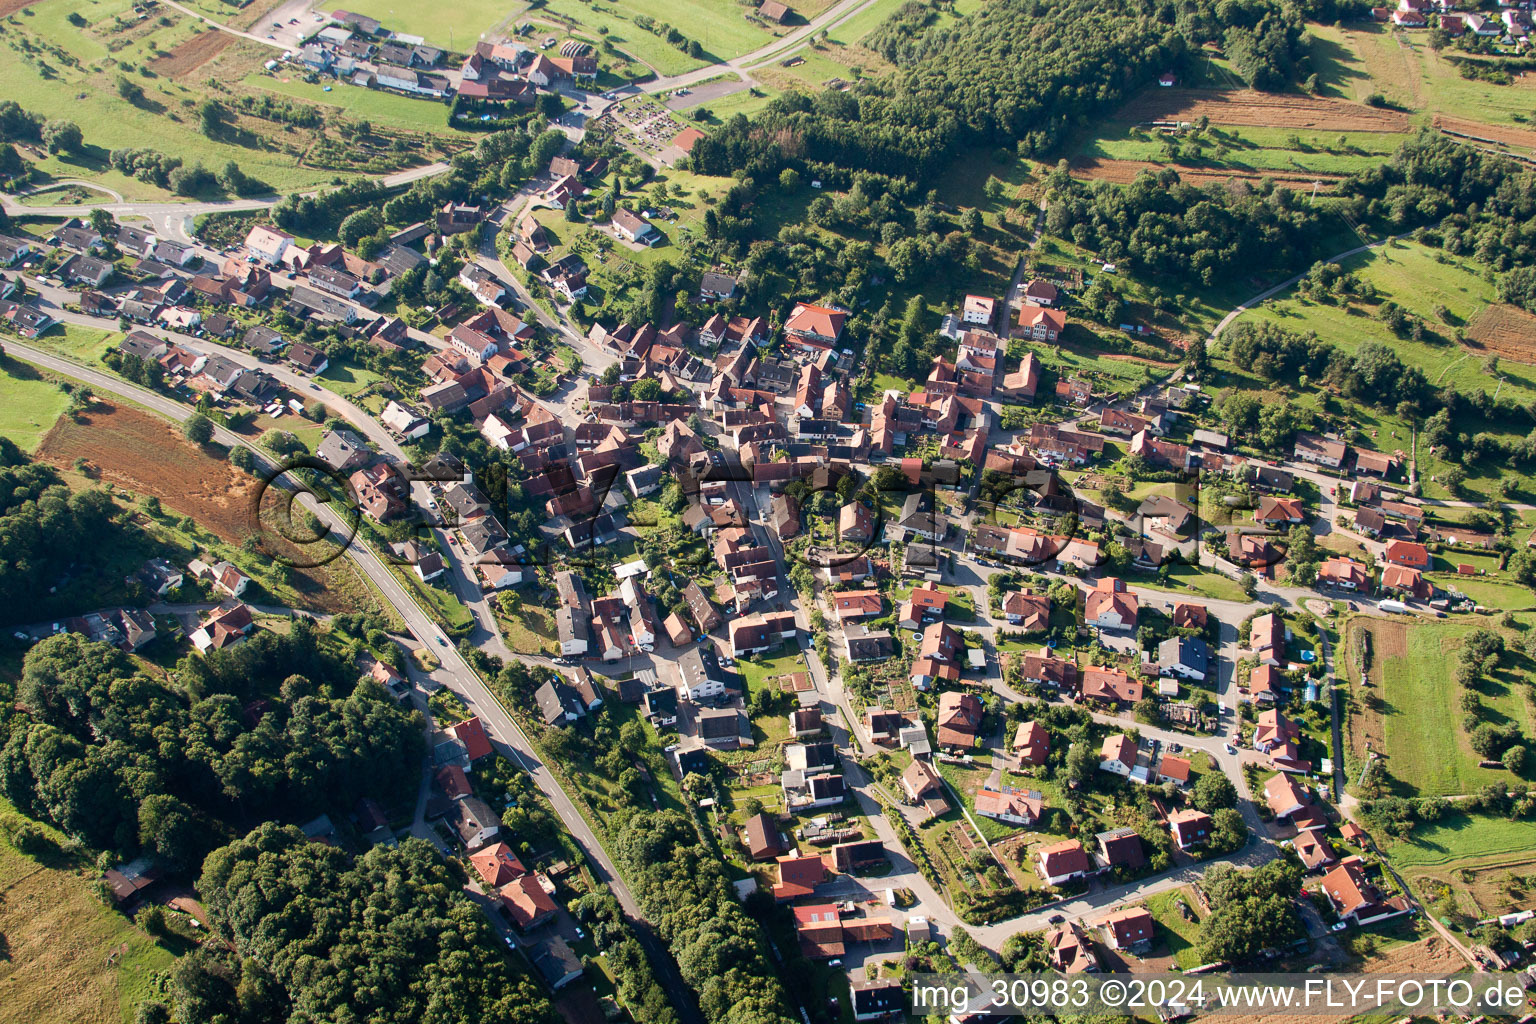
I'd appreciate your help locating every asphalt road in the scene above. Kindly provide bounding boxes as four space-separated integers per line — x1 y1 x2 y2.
3 339 702 1024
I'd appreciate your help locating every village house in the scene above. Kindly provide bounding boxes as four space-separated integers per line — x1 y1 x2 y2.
1046 922 1100 973
1086 577 1137 631
935 690 982 748
1318 556 1370 591
1167 808 1212 850
1293 433 1347 469
975 783 1043 826
1319 858 1411 926
1096 827 1145 871
1101 907 1155 952
1036 840 1092 886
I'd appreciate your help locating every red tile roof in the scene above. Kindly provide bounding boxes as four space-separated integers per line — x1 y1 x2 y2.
451 716 494 761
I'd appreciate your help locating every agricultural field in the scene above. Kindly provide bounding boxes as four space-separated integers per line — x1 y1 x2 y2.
38 400 262 542
0 0 462 199
1344 615 1536 798
35 400 387 616
1310 23 1536 138
1221 240 1534 500
1465 303 1536 365
0 803 179 1024
0 360 74 452
1118 87 1413 133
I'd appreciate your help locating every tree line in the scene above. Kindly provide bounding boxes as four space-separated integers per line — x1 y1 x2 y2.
0 438 119 627
614 810 797 1024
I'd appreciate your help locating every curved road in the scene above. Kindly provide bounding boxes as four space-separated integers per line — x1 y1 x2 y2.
3 339 701 1023
1207 230 1414 341
1 163 449 244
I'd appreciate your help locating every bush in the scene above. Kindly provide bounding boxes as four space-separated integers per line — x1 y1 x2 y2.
135 904 168 937
8 821 56 857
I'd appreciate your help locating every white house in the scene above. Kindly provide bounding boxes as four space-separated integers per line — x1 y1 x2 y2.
244 225 293 266
480 413 518 451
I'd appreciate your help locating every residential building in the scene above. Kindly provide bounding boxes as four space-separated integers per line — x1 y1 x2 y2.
1264 772 1311 820
1012 721 1049 766
1319 858 1411 926
1086 577 1137 631
1036 840 1092 886
1016 303 1066 341
1293 433 1347 468
1046 923 1100 973
1096 827 1146 871
935 691 982 748
1102 907 1155 951
975 783 1043 826
1167 808 1212 850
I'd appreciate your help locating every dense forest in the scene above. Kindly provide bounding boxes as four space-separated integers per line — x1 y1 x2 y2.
615 810 797 1024
1045 164 1323 286
159 824 557 1024
0 436 120 626
0 623 420 864
693 0 1328 185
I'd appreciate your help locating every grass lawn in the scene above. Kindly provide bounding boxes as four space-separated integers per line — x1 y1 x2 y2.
1133 565 1252 604
0 362 73 452
326 0 518 47
538 0 710 76
830 0 926 44
31 323 118 367
1145 887 1206 969
395 563 473 633
1232 241 1504 399
734 642 810 745
685 83 777 125
316 360 383 398
1384 811 1536 869
1427 574 1536 610
0 797 179 1024
246 72 456 132
1076 122 1407 178
497 600 557 656
1374 617 1536 796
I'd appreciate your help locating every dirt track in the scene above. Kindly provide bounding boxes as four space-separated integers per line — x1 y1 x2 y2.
1119 88 1413 133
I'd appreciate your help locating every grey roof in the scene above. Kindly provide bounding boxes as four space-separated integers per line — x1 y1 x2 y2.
535 679 582 725
1158 635 1210 673
243 324 285 353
